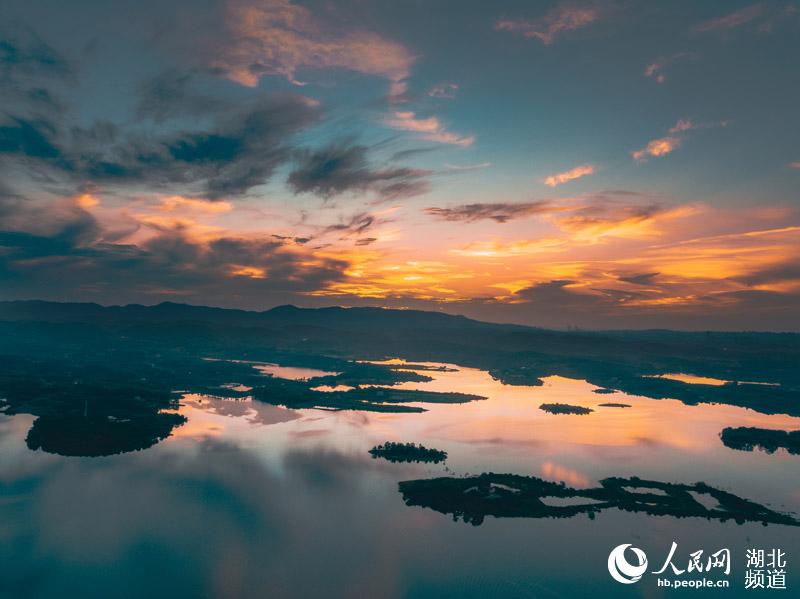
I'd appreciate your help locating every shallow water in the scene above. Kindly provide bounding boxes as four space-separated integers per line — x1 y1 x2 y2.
1 360 798 598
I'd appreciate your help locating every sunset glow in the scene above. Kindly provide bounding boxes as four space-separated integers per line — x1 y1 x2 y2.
1 0 798 330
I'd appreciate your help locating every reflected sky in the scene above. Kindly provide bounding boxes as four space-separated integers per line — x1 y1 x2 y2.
164 361 800 508
1 361 799 597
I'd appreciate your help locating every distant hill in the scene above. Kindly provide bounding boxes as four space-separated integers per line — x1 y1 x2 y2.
0 300 500 330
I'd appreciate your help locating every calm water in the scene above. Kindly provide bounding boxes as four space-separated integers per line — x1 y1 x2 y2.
1 360 798 598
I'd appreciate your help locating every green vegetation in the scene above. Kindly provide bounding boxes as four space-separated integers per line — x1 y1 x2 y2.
399 473 800 527
720 427 800 455
26 413 186 457
369 442 448 463
539 403 593 415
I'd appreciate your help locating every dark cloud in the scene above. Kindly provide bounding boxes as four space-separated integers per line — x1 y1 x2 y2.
557 201 664 231
0 23 71 81
735 261 800 287
566 201 662 221
0 24 72 122
0 115 62 159
323 212 377 237
96 95 318 198
618 272 660 285
287 142 430 201
1 95 320 199
388 146 439 162
23 87 65 111
0 196 348 305
516 280 601 306
355 237 377 246
135 69 229 122
424 201 554 223
514 280 653 313
272 234 311 245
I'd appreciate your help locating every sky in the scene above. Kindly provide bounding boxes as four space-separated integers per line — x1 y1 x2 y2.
1 0 799 330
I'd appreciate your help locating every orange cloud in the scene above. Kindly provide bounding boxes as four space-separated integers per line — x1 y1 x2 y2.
74 193 100 209
279 195 799 319
230 266 266 279
452 238 565 258
496 3 600 45
216 0 413 90
631 136 682 161
554 202 699 243
639 225 800 282
631 120 695 162
158 196 233 214
543 164 596 187
643 54 694 84
385 111 474 146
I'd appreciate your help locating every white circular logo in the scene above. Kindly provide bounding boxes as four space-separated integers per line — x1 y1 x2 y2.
608 544 648 584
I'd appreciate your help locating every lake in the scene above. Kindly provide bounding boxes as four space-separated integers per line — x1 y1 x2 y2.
1 359 798 598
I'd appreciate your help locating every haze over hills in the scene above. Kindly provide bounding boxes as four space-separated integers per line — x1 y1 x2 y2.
0 300 495 330
1 300 797 336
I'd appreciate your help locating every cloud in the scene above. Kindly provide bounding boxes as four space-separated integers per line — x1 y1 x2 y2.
287 142 430 200
0 23 71 81
427 83 459 99
424 201 556 223
555 201 688 242
0 115 62 159
443 162 492 173
385 111 474 147
0 23 73 122
452 238 565 258
495 2 600 45
516 279 589 302
668 119 694 134
631 137 680 161
212 0 414 91
631 119 695 162
735 260 800 287
694 4 765 33
156 196 233 214
1 94 320 199
694 3 799 35
424 192 672 233
322 212 379 238
511 279 652 314
135 69 229 122
0 201 350 305
543 164 596 187
388 147 439 162
643 53 693 84
631 119 728 162
789 161 800 169
618 272 660 285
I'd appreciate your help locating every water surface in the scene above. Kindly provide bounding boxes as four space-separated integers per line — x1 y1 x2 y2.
1 360 798 598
